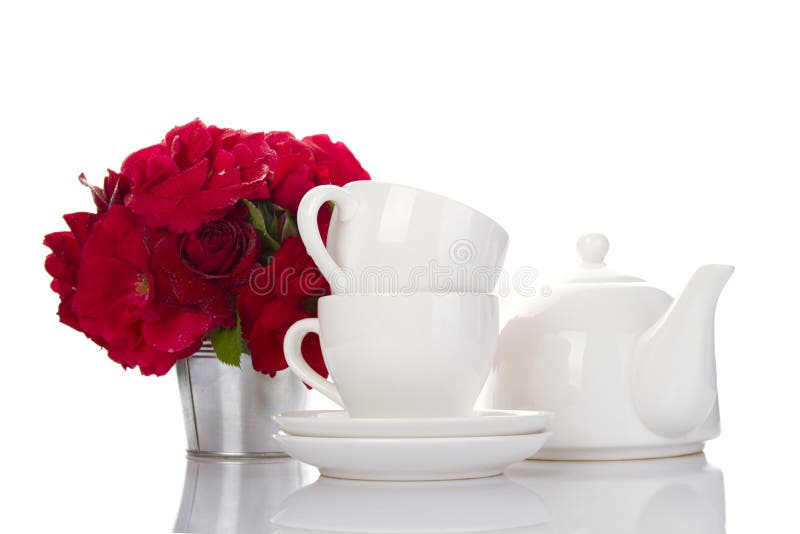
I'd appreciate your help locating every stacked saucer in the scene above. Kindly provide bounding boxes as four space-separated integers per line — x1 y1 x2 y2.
274 182 551 481
273 409 552 481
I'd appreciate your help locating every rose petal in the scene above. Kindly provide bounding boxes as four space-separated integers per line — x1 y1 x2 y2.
150 232 235 328
120 144 168 184
166 119 213 168
81 206 149 271
142 304 211 353
303 134 371 186
63 212 99 247
150 159 209 197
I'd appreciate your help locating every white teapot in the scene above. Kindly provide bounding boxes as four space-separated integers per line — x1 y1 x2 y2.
485 234 734 460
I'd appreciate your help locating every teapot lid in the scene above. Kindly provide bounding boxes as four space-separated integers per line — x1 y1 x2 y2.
559 233 645 283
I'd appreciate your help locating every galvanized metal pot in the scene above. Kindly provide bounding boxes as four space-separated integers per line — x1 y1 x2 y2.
177 342 314 458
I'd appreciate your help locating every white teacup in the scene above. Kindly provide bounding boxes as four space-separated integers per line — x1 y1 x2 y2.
297 182 509 295
283 293 499 418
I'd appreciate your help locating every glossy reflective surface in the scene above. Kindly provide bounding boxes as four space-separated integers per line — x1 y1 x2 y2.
174 457 317 534
174 453 725 533
506 454 725 534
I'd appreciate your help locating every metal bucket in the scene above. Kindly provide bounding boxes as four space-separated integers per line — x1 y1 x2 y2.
176 343 314 458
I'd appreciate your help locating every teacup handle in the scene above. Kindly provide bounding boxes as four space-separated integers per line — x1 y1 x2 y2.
297 185 359 293
283 318 343 407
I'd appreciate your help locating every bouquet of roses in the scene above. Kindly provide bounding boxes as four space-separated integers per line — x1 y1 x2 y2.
44 119 370 377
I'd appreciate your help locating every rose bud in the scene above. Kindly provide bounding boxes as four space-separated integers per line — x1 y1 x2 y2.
180 209 260 289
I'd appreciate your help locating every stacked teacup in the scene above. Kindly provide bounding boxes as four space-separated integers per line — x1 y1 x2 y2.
275 181 552 480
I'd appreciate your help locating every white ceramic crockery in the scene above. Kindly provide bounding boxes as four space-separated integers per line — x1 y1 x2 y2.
507 454 725 534
274 409 553 438
271 474 550 532
273 431 552 481
485 233 734 460
297 181 509 294
283 293 499 418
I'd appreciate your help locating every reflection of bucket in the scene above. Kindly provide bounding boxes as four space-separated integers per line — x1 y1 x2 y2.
507 453 725 534
272 475 552 533
173 457 316 533
177 343 316 457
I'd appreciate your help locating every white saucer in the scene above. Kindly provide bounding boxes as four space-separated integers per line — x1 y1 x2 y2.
272 475 550 533
274 409 553 438
273 431 552 481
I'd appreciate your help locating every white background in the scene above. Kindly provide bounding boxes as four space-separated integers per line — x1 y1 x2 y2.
1 1 798 531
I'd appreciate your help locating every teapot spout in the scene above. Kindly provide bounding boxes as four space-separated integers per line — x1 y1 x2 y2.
632 265 734 438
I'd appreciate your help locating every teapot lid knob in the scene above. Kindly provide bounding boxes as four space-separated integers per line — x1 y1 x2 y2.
577 233 609 267
561 233 644 283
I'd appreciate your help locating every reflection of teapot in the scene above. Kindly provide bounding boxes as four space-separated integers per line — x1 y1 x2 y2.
486 234 733 459
272 475 551 533
173 457 315 533
507 454 725 534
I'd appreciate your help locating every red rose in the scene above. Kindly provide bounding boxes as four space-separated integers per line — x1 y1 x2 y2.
302 134 371 187
71 205 233 375
149 230 236 331
44 212 99 332
265 132 371 213
80 171 131 214
180 206 260 289
240 297 324 378
45 121 371 382
237 236 329 376
265 132 316 213
123 119 274 232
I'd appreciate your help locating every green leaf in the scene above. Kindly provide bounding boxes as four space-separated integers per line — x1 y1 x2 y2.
210 316 243 368
243 199 281 255
242 199 266 235
281 213 299 240
262 203 283 238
